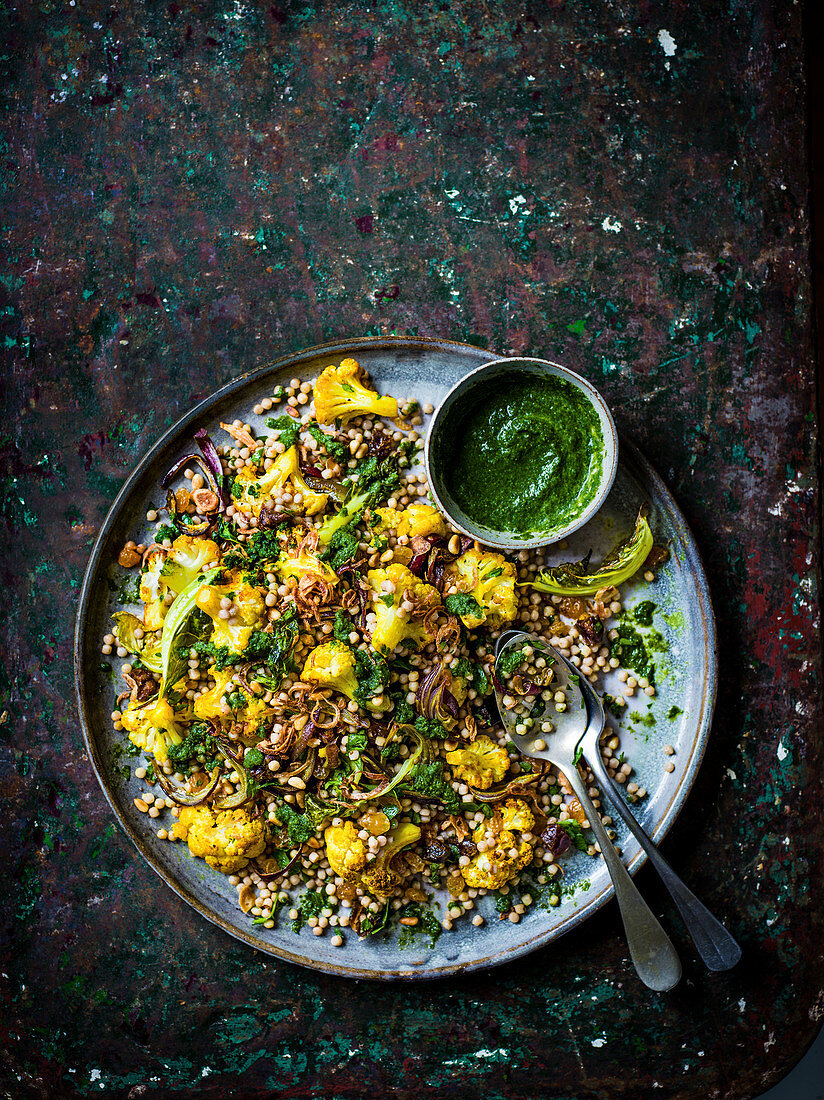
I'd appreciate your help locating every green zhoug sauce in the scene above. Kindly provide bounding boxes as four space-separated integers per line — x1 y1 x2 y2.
445 372 605 536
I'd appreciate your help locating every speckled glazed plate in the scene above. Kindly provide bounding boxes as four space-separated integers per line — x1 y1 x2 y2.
75 336 717 980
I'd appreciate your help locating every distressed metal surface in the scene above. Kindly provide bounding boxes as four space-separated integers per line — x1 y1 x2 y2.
0 1 820 1098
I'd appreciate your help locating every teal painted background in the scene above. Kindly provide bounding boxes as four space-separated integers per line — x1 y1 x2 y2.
0 1 821 1097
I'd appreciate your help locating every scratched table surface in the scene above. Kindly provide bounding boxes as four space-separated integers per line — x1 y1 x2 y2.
0 1 821 1098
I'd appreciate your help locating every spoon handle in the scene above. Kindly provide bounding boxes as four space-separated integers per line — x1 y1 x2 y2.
556 763 682 992
583 745 742 972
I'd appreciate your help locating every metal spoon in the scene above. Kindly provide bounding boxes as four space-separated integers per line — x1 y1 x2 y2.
494 631 682 992
496 629 741 974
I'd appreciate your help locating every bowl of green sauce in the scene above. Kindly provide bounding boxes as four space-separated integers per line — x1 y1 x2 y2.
425 357 618 549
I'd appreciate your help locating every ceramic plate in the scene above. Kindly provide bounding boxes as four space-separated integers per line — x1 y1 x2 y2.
75 336 717 980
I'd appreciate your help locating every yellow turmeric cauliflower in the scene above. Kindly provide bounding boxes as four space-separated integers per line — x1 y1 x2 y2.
139 547 168 631
445 734 510 790
444 547 517 629
120 695 185 764
161 535 220 595
193 668 235 722
375 503 446 539
324 820 368 879
194 573 265 651
232 446 328 517
313 358 399 426
302 641 359 701
173 805 267 873
461 799 535 890
500 798 536 833
276 546 338 587
366 562 441 655
360 823 422 900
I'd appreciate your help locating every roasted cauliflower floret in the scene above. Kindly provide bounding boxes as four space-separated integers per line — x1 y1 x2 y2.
444 547 517 628
324 820 368 879
445 734 510 790
366 563 441 655
233 446 328 517
193 668 236 722
302 641 359 701
194 573 265 651
276 546 339 587
139 547 168 631
500 797 536 834
314 358 399 426
120 695 185 764
161 535 220 595
172 805 266 873
375 503 446 539
461 799 535 890
360 823 422 900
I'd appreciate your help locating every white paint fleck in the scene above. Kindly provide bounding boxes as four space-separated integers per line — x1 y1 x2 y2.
777 741 788 762
739 999 747 1011
726 768 737 780
601 215 622 233
90 1070 102 1083
591 1037 607 1048
509 194 527 214
658 29 677 56
444 189 459 199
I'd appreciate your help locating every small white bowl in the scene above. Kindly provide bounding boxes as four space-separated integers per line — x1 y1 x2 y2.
424 357 618 550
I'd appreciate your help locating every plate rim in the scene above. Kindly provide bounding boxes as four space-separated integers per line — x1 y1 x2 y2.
74 335 717 981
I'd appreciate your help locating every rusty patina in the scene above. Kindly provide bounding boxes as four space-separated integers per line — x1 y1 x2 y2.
0 1 820 1098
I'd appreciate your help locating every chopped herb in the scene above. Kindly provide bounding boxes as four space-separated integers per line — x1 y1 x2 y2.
353 648 389 704
291 888 326 932
497 646 526 677
667 705 683 720
306 421 347 458
397 902 442 948
333 609 354 644
557 819 589 852
444 593 483 619
631 600 657 626
214 517 239 544
266 414 300 449
358 901 390 936
276 804 315 848
167 721 219 771
116 574 142 604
